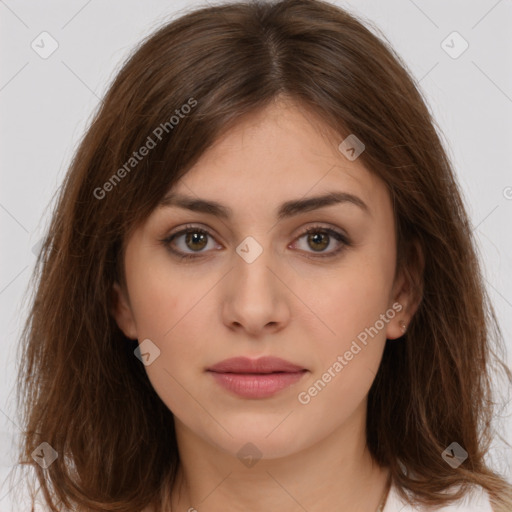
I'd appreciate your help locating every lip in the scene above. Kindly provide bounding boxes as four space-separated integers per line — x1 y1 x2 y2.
206 356 308 399
207 356 306 374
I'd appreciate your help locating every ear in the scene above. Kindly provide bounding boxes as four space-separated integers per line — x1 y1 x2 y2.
111 281 138 340
386 238 424 340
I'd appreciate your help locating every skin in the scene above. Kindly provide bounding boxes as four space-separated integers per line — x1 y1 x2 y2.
113 97 419 512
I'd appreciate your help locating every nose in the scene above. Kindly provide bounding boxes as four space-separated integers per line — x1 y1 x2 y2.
221 239 291 337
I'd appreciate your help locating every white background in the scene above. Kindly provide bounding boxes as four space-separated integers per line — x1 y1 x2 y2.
1 0 511 509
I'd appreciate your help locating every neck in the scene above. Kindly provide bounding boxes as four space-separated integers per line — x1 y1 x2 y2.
170 403 390 512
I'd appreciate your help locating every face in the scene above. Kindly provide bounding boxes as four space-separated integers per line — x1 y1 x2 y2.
113 98 413 460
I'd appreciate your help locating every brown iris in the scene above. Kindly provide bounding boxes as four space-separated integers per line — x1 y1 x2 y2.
307 231 329 252
185 231 208 251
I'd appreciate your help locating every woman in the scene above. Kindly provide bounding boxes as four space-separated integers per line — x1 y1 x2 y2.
13 0 512 510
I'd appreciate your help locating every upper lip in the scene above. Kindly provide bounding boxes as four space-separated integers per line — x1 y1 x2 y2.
207 356 306 374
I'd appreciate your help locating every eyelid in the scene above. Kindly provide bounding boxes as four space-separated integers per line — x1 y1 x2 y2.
165 222 217 240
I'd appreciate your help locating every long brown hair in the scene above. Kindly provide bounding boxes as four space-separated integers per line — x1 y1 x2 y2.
12 0 512 510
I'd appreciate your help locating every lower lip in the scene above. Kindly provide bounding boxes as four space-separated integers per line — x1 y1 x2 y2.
208 370 307 398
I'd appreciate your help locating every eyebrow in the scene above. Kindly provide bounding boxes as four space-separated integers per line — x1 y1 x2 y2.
158 191 370 221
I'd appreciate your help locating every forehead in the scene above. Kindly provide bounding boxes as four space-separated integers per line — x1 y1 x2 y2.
165 99 388 219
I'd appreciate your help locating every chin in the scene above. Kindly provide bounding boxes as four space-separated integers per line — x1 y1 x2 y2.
200 419 311 462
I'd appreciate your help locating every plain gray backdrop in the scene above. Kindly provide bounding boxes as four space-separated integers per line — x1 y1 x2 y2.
1 0 511 509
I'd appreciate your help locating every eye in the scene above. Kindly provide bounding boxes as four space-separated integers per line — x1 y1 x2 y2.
160 224 220 260
291 225 350 259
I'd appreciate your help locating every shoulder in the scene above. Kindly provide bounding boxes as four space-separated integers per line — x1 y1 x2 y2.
383 481 494 511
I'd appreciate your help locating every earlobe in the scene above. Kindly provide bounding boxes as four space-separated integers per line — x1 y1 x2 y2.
386 239 424 340
385 277 417 340
111 281 138 340
385 298 410 340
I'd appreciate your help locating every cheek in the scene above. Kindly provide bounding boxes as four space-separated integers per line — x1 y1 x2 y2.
124 249 213 378
295 270 391 422
126 266 211 420
123 250 207 406
125 244 196 339
294 240 395 398
304 257 393 344
129 274 211 376
129 275 178 338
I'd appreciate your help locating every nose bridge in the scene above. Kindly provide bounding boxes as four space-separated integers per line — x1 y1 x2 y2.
233 234 276 297
222 233 289 333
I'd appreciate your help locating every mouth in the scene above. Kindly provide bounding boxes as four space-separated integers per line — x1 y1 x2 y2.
206 356 308 399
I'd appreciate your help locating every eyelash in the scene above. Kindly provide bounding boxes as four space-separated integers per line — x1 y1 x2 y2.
160 223 351 261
